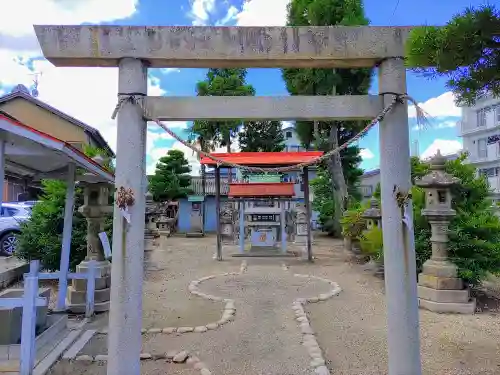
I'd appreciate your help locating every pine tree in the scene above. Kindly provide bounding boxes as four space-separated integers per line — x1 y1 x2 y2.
149 150 192 201
238 121 286 152
282 0 372 236
406 5 500 105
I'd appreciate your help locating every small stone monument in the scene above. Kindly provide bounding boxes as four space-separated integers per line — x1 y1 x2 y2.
67 156 113 313
294 203 309 259
415 150 476 314
219 202 235 243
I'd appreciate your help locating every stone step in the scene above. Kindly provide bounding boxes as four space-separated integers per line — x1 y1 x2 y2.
417 285 471 304
66 300 110 314
67 287 110 305
418 298 476 314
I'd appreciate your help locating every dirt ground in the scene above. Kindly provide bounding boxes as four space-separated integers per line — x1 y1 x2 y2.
47 234 500 375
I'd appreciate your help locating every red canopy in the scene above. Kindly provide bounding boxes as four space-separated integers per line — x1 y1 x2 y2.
200 151 323 166
228 182 295 197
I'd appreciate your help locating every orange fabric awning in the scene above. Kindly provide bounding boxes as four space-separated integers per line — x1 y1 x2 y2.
228 182 295 197
200 151 323 166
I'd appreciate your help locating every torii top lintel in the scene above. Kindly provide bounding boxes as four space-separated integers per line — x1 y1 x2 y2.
33 25 412 69
199 151 324 167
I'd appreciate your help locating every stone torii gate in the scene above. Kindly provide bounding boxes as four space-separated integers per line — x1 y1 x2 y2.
34 26 421 375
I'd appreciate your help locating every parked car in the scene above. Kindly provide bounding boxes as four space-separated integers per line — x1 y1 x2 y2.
0 203 32 256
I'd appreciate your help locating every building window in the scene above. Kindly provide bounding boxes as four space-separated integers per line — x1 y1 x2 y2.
286 131 292 139
478 138 488 158
479 167 498 177
477 109 487 127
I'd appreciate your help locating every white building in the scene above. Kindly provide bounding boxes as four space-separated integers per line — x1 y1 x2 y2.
459 95 500 200
282 125 313 152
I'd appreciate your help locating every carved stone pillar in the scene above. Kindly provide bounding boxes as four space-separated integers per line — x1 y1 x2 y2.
220 202 235 244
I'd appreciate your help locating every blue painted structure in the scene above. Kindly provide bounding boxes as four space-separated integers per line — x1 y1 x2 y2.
178 169 320 233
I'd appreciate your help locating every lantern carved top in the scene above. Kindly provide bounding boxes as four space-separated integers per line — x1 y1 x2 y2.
145 190 158 216
362 198 381 220
415 150 460 188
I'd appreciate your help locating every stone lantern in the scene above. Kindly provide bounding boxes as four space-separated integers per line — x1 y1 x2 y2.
67 155 113 313
415 150 476 314
362 198 382 230
362 198 384 276
144 190 158 250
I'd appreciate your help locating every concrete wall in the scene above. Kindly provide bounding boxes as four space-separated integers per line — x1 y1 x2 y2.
0 98 88 147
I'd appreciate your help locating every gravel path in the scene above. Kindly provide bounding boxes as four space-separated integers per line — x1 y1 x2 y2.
143 264 332 375
52 234 500 375
290 237 500 375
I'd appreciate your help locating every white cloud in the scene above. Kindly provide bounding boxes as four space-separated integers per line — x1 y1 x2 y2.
408 91 460 118
360 148 375 159
0 0 138 52
189 0 216 25
421 139 463 160
235 0 290 26
412 119 459 131
217 5 239 25
160 68 181 75
30 59 165 153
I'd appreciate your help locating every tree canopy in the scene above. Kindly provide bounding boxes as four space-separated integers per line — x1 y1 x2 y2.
238 120 285 152
149 149 192 201
406 5 500 105
190 68 255 153
282 0 372 236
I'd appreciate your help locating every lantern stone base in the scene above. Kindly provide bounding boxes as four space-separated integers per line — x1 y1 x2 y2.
294 234 308 245
417 260 476 314
66 260 111 314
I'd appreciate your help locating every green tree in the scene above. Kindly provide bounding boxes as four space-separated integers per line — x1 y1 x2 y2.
149 149 192 201
282 0 372 236
238 120 285 152
359 154 500 285
16 146 114 271
406 5 500 105
191 69 255 153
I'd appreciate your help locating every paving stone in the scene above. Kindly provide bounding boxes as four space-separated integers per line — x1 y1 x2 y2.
194 326 208 333
194 362 207 370
148 328 162 333
166 350 178 360
140 353 152 360
177 326 194 333
95 355 108 361
186 356 200 365
200 368 212 375
206 323 219 330
310 358 326 367
75 355 93 362
162 327 176 333
173 350 189 363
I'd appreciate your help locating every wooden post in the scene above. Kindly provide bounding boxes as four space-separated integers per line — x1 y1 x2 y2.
239 201 245 253
303 167 313 261
215 166 222 261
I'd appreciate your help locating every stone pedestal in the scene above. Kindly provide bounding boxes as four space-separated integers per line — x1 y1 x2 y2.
67 260 111 313
415 151 476 314
66 182 112 314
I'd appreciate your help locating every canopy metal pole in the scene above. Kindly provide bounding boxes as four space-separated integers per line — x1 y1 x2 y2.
55 162 76 311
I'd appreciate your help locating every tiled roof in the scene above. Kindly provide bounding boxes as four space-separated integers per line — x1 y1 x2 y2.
200 151 323 166
0 91 115 157
228 182 295 197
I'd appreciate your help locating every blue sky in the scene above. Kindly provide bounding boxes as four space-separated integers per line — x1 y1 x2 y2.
0 0 488 174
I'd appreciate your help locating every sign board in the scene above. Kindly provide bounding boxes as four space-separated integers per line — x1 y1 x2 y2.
98 232 112 259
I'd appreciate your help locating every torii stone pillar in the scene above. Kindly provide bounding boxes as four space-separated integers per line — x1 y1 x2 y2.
108 58 148 375
379 58 421 375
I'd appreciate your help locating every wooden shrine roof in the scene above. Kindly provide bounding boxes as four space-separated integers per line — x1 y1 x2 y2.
199 151 323 166
228 182 295 197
